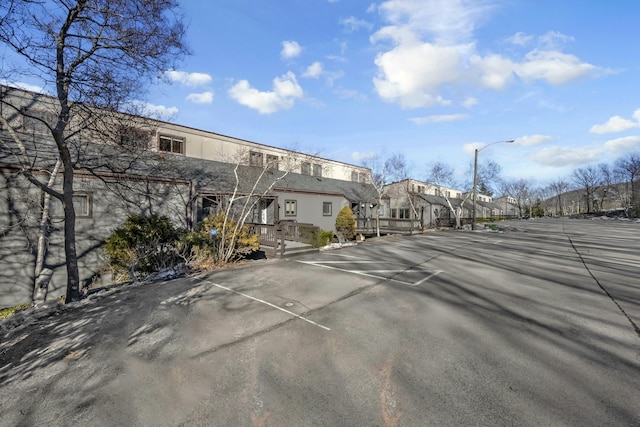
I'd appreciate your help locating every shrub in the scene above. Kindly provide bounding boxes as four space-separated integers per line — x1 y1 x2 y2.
104 213 183 282
335 206 356 240
312 229 335 248
190 212 259 263
0 303 32 320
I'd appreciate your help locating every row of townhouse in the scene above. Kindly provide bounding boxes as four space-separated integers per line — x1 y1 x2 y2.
376 179 519 232
0 85 522 307
0 86 378 307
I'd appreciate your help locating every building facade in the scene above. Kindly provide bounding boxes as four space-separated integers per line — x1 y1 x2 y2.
0 86 376 307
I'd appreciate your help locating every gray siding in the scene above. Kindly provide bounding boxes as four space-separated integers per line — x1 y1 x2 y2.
0 170 191 308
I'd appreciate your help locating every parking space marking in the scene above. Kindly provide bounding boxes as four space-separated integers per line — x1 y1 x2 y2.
205 281 331 331
313 260 382 264
297 260 443 287
324 253 368 260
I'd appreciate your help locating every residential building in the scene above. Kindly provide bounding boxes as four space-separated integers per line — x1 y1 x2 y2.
0 86 376 307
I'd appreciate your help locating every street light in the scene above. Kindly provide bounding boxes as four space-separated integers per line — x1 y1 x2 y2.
472 139 515 230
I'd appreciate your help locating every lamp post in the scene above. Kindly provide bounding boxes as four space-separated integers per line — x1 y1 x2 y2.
472 139 514 230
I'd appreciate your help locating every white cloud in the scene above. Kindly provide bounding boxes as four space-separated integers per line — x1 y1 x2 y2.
515 134 552 146
164 70 212 86
603 135 640 151
471 53 516 90
370 0 601 109
530 136 640 167
463 139 515 155
516 49 596 85
590 108 640 134
505 32 534 46
352 151 377 162
530 146 599 166
186 91 214 104
462 142 485 155
462 97 478 108
372 40 461 108
340 16 373 32
303 62 324 79
228 71 303 114
409 114 468 125
377 0 493 45
281 41 302 59
538 31 574 50
131 101 179 119
335 87 368 101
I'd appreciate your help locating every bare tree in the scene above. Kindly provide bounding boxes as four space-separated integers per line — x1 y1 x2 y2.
362 155 388 237
0 0 188 302
425 160 502 228
426 162 465 228
506 179 535 218
572 165 603 214
614 152 640 217
547 179 569 216
384 153 421 222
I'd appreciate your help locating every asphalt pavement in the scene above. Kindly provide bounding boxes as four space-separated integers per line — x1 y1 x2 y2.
1 217 639 426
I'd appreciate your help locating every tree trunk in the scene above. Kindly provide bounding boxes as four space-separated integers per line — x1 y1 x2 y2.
62 164 81 303
33 159 62 304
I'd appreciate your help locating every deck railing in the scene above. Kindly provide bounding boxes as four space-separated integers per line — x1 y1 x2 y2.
355 218 423 233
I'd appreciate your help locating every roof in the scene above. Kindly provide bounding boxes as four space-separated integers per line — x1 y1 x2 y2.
0 131 377 203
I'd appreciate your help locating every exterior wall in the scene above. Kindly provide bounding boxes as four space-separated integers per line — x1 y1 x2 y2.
155 122 369 183
383 179 463 220
0 86 371 184
273 191 348 231
0 170 191 308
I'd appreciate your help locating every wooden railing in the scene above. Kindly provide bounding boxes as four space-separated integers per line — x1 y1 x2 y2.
356 218 423 233
251 224 277 246
248 221 320 256
279 221 319 245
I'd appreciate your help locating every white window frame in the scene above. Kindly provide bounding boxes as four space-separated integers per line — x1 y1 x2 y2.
285 200 297 216
51 193 92 218
158 134 185 154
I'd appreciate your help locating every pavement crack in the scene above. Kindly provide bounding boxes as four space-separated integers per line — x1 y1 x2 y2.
563 224 640 339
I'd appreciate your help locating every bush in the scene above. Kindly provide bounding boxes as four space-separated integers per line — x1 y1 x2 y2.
189 212 259 263
104 213 183 282
335 206 356 240
312 229 335 248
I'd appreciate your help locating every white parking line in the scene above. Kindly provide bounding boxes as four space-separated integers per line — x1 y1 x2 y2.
313 260 382 264
324 253 368 259
297 261 443 287
413 270 443 286
205 281 330 331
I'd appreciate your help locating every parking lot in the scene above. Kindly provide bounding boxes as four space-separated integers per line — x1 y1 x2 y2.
1 218 639 426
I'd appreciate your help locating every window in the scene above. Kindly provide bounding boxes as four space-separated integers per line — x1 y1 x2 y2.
323 202 332 216
119 126 149 148
301 162 311 175
399 208 410 219
51 193 92 218
22 109 56 133
391 208 397 218
250 151 263 167
266 154 279 169
159 135 185 154
313 164 322 177
285 200 297 216
351 170 358 182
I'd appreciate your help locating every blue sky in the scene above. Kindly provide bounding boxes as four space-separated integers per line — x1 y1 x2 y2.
7 0 640 187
